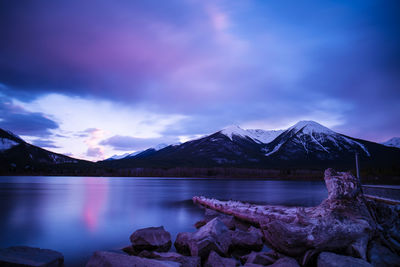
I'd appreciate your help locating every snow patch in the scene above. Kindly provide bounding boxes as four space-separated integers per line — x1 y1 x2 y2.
0 138 18 151
220 125 253 141
265 142 284 156
107 153 132 160
247 129 284 144
220 125 283 144
381 137 400 148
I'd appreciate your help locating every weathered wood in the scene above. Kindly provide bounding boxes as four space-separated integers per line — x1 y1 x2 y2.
193 168 378 258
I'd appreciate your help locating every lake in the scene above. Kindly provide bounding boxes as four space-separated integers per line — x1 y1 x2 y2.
0 176 328 266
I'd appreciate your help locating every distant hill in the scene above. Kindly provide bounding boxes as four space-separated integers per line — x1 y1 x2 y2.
0 129 94 174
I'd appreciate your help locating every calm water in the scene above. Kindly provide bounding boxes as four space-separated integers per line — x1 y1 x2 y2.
0 176 327 266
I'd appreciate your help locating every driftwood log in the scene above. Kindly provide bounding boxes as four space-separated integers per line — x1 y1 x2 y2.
193 168 400 265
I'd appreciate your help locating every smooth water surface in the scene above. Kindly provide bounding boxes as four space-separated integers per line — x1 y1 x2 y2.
0 176 327 266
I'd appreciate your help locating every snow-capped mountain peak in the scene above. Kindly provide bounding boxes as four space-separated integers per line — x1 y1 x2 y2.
220 125 252 141
264 120 371 157
289 120 335 135
220 125 284 144
381 137 400 148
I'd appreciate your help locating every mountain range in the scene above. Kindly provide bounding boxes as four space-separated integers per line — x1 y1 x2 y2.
1 121 399 179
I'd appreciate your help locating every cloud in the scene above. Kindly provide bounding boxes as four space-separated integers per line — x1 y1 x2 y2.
83 128 105 159
86 147 103 158
0 0 399 147
0 96 59 137
100 135 179 151
31 139 59 149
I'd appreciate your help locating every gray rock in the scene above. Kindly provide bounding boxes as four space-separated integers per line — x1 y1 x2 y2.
130 226 172 253
174 232 192 255
203 209 237 230
0 246 64 267
367 240 400 267
205 251 238 267
230 229 263 253
86 251 180 267
269 257 300 267
248 226 263 239
244 251 276 266
242 264 264 267
317 252 373 267
139 251 201 267
188 218 232 259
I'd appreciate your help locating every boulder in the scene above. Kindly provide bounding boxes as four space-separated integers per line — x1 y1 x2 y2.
86 251 180 267
248 226 263 239
122 245 136 255
317 252 373 267
205 251 238 267
269 257 300 267
367 240 400 267
203 209 237 230
138 251 201 267
130 226 172 253
242 264 264 267
174 232 192 256
230 229 263 253
193 169 376 257
243 251 277 266
188 218 232 259
0 246 64 267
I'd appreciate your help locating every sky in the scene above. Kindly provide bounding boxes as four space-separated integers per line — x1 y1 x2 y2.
0 0 399 161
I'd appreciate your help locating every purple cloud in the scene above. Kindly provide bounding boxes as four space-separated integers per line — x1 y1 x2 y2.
100 135 179 151
0 0 399 145
31 139 59 149
0 96 59 137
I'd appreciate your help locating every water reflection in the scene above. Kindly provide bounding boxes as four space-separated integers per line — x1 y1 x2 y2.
82 178 109 232
0 177 327 266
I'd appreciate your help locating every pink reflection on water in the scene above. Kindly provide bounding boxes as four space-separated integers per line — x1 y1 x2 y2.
82 177 109 232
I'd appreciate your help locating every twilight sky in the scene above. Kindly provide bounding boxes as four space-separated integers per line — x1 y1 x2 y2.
0 0 399 161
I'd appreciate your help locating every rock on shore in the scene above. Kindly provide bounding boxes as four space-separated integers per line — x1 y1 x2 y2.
0 246 64 267
129 226 172 253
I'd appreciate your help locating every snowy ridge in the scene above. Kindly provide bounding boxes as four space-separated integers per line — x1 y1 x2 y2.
0 138 19 151
264 120 371 157
106 143 170 161
154 143 168 151
381 137 400 148
107 153 131 160
247 129 284 144
220 125 284 144
220 125 253 141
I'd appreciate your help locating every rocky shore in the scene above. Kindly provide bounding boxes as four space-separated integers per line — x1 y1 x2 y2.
1 168 399 266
